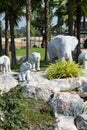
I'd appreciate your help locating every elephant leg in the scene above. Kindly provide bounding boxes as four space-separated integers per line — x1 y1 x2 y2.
2 65 5 73
0 65 2 72
18 73 22 81
21 72 26 81
26 70 31 81
32 63 36 71
5 64 8 73
61 57 66 61
36 61 40 71
8 64 11 72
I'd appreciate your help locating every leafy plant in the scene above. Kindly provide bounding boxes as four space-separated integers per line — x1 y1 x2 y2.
46 60 83 80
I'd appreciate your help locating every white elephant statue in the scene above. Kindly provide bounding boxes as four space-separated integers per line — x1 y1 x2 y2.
18 70 32 82
20 61 32 72
29 52 41 71
0 55 11 73
47 35 78 62
18 61 32 82
78 51 87 69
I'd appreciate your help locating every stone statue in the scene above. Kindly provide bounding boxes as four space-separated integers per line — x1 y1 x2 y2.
18 62 32 82
78 51 87 69
47 35 78 62
0 55 11 73
29 52 41 71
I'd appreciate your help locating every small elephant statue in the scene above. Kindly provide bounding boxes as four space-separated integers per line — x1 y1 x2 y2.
0 55 11 73
18 70 32 82
18 62 32 82
78 51 87 69
20 61 32 72
29 52 41 71
48 35 78 62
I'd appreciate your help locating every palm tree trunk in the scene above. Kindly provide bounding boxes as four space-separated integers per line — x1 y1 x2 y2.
83 16 85 28
44 0 49 61
0 19 2 56
68 0 74 35
76 0 81 62
9 15 17 68
5 12 9 56
26 0 31 62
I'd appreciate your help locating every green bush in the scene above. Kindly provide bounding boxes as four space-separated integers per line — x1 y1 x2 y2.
46 60 83 80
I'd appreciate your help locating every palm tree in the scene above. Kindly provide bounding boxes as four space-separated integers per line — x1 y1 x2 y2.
5 12 9 56
67 0 74 35
0 18 2 56
44 0 49 61
26 0 31 61
75 0 81 62
0 0 25 67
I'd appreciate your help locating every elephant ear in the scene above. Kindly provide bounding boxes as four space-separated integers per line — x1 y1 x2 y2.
71 36 78 51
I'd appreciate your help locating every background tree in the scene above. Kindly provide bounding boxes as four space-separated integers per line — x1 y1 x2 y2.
44 0 49 61
0 0 25 68
26 0 31 61
67 0 74 35
5 12 9 56
0 18 2 56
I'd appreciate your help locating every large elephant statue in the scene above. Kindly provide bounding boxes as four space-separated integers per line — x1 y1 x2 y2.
47 35 78 62
29 52 41 71
0 55 11 73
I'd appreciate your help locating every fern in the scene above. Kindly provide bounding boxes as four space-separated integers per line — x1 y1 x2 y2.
46 60 83 80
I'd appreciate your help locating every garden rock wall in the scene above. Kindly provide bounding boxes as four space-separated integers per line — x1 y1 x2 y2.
20 70 87 130
0 70 87 130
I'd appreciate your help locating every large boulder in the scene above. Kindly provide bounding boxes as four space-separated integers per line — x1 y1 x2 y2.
54 115 78 130
74 114 87 130
21 71 87 101
0 72 18 93
49 92 83 117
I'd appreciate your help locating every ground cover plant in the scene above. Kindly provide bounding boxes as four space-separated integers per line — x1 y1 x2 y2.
46 60 83 80
0 86 55 130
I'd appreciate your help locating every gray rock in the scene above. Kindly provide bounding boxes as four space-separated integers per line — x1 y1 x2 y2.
58 115 78 130
0 72 18 93
49 92 83 117
21 71 87 101
74 114 87 130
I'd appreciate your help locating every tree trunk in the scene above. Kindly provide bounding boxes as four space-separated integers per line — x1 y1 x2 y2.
5 13 9 56
26 0 31 62
68 0 74 35
83 16 85 28
44 0 49 61
76 0 81 62
9 15 17 68
0 20 2 56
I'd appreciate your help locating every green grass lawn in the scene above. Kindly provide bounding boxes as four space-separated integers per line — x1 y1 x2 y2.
15 47 50 71
16 47 45 60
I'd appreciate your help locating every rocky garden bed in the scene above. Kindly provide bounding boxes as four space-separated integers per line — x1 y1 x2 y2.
0 70 87 130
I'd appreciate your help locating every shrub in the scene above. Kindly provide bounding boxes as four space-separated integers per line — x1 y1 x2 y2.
46 60 83 80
